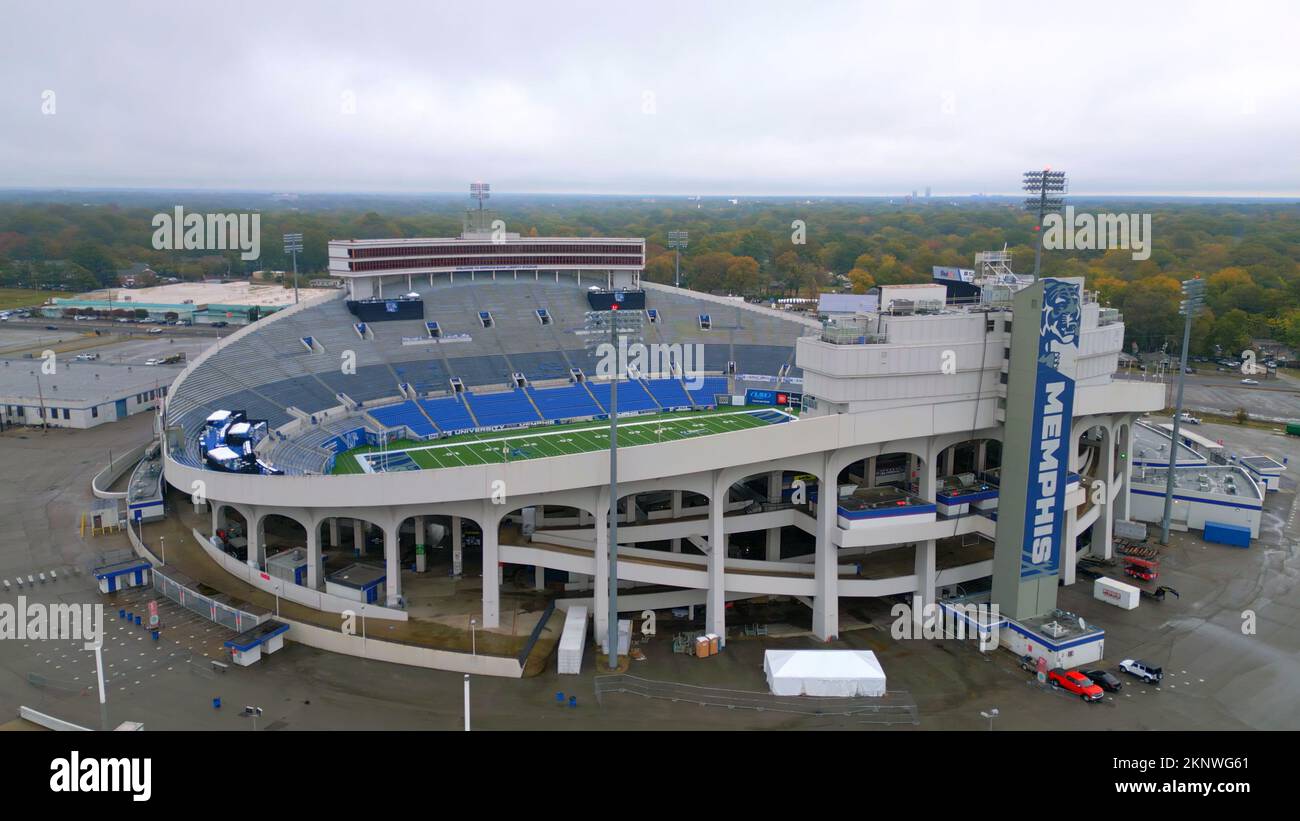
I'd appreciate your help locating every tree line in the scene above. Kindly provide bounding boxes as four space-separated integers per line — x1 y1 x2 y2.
1 196 1296 354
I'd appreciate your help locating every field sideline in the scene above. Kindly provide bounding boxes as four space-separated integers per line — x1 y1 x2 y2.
331 407 795 474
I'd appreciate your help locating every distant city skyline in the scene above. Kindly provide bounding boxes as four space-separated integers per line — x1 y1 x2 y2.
2 1 1297 196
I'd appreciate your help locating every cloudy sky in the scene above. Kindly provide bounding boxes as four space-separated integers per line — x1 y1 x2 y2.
2 0 1296 196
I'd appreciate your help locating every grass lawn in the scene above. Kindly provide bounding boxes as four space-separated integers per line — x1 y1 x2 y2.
330 406 794 474
0 288 48 311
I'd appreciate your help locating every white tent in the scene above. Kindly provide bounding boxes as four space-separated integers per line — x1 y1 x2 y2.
763 650 887 697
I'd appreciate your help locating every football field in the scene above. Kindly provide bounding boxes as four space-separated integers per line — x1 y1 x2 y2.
333 407 794 474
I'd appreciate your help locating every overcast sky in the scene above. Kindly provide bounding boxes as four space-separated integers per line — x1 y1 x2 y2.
1 0 1296 196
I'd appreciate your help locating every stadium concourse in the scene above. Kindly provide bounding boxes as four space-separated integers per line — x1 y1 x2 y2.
156 259 1164 677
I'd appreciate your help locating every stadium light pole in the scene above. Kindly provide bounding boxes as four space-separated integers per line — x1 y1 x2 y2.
283 233 304 305
667 231 689 288
1023 169 1066 279
607 305 620 669
1160 277 1205 544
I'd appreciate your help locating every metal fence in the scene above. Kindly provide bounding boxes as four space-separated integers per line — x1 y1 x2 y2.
594 674 919 723
152 567 264 633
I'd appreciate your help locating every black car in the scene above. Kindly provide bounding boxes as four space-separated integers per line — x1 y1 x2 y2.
1081 669 1123 692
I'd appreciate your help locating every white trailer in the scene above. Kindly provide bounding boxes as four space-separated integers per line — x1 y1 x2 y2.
1094 577 1140 610
558 606 589 675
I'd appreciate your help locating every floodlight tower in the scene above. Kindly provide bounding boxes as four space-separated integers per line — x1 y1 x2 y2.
1023 169 1067 279
283 232 303 305
667 231 689 288
583 300 644 668
470 182 490 212
1160 277 1205 544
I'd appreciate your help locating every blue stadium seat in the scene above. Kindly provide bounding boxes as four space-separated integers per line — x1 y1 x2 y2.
526 384 602 421
463 390 542 427
644 378 692 409
587 380 658 414
419 396 476 433
367 401 437 437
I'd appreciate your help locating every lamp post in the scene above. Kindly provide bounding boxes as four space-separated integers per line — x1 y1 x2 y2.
470 618 477 656
463 674 471 731
242 705 263 731
980 708 999 731
667 231 689 288
1160 277 1205 544
159 536 166 566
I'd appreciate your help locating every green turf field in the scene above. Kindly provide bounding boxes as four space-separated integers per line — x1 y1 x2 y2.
330 407 794 474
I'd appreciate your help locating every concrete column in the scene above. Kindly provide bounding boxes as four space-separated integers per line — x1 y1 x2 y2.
535 506 545 529
1062 506 1078 586
482 514 499 629
813 458 839 641
210 504 223 537
866 456 877 486
451 516 463 576
353 519 364 557
912 539 936 633
534 564 546 590
707 478 727 647
247 514 263 570
384 523 401 607
414 515 427 573
1090 426 1116 561
594 503 609 648
976 441 988 473
306 522 321 589
942 448 954 478
918 453 936 501
671 490 683 553
328 517 340 548
766 470 782 560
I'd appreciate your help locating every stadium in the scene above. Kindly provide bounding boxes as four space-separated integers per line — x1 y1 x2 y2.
156 220 1164 675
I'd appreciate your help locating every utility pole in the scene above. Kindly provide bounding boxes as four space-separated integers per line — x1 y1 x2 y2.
1022 169 1066 279
1160 277 1204 544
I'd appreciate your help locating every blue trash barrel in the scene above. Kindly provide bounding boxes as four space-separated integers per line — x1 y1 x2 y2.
569 696 577 708
212 697 221 709
135 615 142 626
151 630 160 641
118 609 126 619
556 692 565 702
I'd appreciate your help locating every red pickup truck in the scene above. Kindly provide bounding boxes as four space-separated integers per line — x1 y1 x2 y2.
1048 668 1105 702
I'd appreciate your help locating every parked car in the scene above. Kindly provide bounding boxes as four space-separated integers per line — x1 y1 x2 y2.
148 327 163 334
1081 669 1123 692
73 353 100 361
1018 654 1040 674
1119 659 1163 684
1241 378 1259 385
145 358 161 366
44 324 58 330
1047 668 1105 702
1178 412 1201 425
211 321 229 328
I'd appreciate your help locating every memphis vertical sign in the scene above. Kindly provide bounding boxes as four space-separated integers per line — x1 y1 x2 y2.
1021 279 1080 579
992 278 1082 619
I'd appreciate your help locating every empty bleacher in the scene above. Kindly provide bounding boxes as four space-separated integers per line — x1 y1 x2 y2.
462 390 542 428
419 396 476 433
643 378 693 409
168 275 805 472
586 380 659 414
525 384 603 421
366 401 438 437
